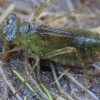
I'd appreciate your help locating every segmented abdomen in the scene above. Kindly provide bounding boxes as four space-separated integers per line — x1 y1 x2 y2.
49 34 100 66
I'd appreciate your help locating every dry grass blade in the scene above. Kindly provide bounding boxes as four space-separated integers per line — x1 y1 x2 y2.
30 0 52 23
89 27 100 34
13 70 42 100
25 63 49 100
0 61 23 100
58 70 99 100
67 74 99 100
43 0 93 26
0 4 15 24
50 69 70 85
50 63 74 100
50 91 66 100
66 0 82 28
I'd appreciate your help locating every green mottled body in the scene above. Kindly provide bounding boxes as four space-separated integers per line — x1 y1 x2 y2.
2 14 100 66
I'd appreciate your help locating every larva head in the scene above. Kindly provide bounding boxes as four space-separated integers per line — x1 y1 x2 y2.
2 13 20 41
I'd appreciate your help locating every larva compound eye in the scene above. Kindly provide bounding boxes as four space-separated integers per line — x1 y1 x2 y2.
3 13 20 41
19 22 38 36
